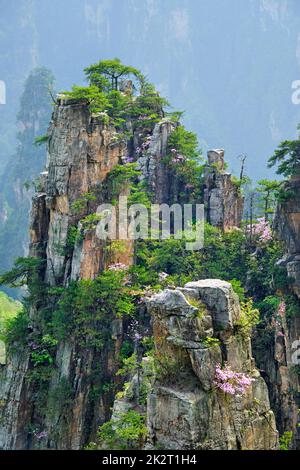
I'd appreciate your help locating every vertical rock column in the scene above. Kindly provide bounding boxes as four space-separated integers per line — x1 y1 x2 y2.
146 280 278 450
204 149 244 230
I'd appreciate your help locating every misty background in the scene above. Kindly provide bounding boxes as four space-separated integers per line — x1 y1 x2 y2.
1 0 300 179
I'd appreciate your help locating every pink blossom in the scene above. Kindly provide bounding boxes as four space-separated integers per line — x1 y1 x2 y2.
248 218 272 243
214 363 254 397
124 156 135 163
278 301 286 317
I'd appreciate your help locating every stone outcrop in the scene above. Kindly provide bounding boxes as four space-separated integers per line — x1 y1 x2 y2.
204 149 244 230
274 175 300 297
146 280 278 450
136 119 178 204
0 98 135 449
264 174 300 448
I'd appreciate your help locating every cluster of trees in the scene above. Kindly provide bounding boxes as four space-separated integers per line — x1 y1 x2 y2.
63 58 169 128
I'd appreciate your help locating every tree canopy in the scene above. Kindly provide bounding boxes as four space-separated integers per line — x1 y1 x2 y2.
268 129 300 177
84 58 143 91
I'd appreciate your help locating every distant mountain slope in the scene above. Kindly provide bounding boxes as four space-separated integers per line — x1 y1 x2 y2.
1 0 300 179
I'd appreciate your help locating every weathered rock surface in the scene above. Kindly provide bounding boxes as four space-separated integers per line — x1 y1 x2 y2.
0 98 135 449
146 281 278 450
264 175 300 448
204 149 244 230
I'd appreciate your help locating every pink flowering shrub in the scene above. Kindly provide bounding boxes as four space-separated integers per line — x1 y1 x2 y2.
135 136 152 155
278 301 286 317
214 363 254 397
250 218 272 243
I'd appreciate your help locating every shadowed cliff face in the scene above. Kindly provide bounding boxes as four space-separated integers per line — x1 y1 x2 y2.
251 176 300 449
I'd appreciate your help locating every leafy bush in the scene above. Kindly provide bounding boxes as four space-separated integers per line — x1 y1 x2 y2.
279 431 293 450
235 299 260 339
92 410 147 450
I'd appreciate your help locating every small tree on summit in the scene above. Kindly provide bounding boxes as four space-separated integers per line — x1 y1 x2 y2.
256 179 281 221
84 58 143 91
268 126 300 177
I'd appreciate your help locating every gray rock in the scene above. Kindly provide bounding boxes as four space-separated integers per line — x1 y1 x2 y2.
146 281 278 450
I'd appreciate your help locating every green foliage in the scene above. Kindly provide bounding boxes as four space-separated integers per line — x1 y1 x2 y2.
63 85 110 115
0 291 22 336
117 353 138 377
186 297 206 318
235 299 260 339
255 296 281 319
84 58 143 91
66 226 81 252
136 225 249 286
284 294 300 320
276 185 296 203
202 337 221 348
34 135 49 146
229 279 246 302
3 309 30 348
268 132 300 177
279 431 293 450
108 163 140 195
80 213 102 231
71 192 97 215
168 125 200 161
51 270 135 347
91 410 147 450
62 59 174 134
0 257 46 309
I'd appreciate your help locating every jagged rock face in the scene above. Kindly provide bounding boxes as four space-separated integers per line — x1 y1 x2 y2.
274 176 300 297
136 119 178 204
146 281 278 450
267 176 300 447
40 98 134 285
253 313 300 447
0 99 135 450
204 150 243 230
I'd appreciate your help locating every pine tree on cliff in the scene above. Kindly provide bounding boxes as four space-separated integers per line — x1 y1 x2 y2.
268 126 300 177
0 67 54 296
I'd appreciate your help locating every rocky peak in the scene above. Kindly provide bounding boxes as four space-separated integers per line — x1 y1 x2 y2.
204 149 244 231
146 280 278 450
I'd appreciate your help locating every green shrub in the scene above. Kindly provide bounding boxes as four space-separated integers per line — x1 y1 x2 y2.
93 410 147 450
279 431 293 450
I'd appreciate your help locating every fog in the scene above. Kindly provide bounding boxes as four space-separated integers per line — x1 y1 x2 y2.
1 0 300 178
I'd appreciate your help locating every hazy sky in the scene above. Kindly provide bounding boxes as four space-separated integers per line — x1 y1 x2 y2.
1 0 300 179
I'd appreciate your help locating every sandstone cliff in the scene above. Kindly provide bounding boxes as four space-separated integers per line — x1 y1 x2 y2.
146 280 278 450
